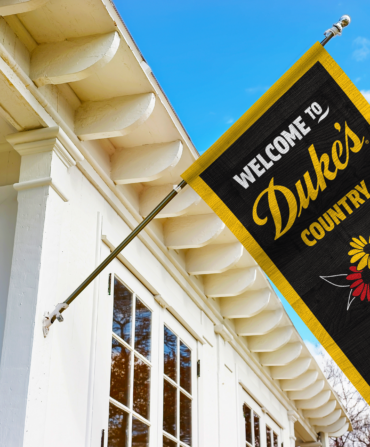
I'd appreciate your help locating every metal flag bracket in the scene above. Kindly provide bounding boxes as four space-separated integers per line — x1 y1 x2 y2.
43 303 69 337
321 15 351 46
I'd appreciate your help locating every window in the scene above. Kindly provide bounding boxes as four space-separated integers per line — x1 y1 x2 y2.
243 404 260 447
163 325 193 447
108 277 152 446
266 425 279 447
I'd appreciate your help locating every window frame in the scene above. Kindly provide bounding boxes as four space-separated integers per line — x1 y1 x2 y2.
242 403 261 447
161 309 198 447
109 279 154 444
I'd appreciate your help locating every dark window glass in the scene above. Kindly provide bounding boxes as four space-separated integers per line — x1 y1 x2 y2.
108 403 129 447
180 392 192 446
113 278 132 344
164 326 177 381
273 432 278 447
266 426 271 447
243 404 252 445
163 379 177 437
132 417 149 447
133 356 150 419
110 338 131 407
135 298 151 360
163 436 177 447
180 342 191 394
254 414 260 447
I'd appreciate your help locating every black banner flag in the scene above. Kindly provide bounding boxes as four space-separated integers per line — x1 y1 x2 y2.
182 42 370 403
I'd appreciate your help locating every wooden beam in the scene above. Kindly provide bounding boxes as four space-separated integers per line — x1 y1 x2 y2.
112 141 182 185
315 417 347 434
248 327 293 352
271 358 311 380
288 380 324 400
140 182 200 217
295 390 331 409
234 309 283 336
30 32 120 86
164 214 225 249
0 0 48 16
303 400 336 418
280 370 318 391
75 93 155 140
204 267 258 298
186 242 243 275
220 289 270 319
327 422 349 437
309 409 341 427
259 342 302 366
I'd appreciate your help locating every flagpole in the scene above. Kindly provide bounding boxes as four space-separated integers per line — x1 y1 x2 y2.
43 15 351 337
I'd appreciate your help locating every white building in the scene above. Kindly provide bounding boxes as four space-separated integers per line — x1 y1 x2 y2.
0 0 351 446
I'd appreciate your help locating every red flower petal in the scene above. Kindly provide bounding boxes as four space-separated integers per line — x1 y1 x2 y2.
360 284 368 301
367 287 370 302
350 279 364 289
347 273 362 280
353 283 365 296
350 266 360 272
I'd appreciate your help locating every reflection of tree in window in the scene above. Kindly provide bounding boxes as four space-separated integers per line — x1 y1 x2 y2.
243 404 252 445
164 326 177 381
133 356 150 419
163 326 192 447
266 426 272 447
108 279 152 447
110 339 130 407
180 342 191 394
273 432 278 447
243 404 260 447
135 298 151 360
132 417 149 446
254 414 260 447
108 403 129 447
112 278 132 343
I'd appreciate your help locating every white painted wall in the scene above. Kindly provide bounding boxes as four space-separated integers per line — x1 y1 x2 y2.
0 157 299 447
0 185 17 360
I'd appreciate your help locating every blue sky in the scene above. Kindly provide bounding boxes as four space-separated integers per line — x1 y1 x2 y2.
115 0 370 345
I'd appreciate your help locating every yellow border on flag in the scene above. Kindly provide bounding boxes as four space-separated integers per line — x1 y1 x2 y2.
182 41 370 404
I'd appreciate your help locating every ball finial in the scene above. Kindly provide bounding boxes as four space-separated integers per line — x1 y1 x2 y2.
340 15 351 28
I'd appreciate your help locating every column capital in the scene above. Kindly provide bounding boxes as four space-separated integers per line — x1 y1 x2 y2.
288 410 300 423
6 126 83 168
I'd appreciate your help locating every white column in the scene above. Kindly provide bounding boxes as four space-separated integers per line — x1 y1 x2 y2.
319 432 330 447
0 127 82 446
287 410 299 447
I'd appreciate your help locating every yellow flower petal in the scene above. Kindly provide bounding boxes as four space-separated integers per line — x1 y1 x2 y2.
350 242 364 250
351 252 365 263
358 254 369 270
367 257 370 268
353 237 365 247
360 236 367 245
348 249 363 256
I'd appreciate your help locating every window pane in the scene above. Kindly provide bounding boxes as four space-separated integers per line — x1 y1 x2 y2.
163 379 177 437
163 436 177 447
164 326 177 382
274 432 278 447
180 392 192 446
180 341 191 394
243 404 252 445
108 403 129 447
266 426 271 447
133 355 150 420
135 298 151 360
113 278 132 344
132 417 149 447
254 414 260 447
110 338 131 407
